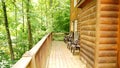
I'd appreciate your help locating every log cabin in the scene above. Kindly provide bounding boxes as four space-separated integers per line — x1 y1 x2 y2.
12 0 120 68
70 0 120 68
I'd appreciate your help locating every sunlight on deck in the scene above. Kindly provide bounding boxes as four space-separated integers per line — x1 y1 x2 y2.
46 41 86 68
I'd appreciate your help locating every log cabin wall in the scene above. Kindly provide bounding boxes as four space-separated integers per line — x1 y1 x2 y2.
118 0 120 67
77 0 97 68
70 0 119 68
96 0 118 68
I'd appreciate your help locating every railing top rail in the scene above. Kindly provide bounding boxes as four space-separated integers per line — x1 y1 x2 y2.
12 33 51 68
29 33 51 55
12 57 32 68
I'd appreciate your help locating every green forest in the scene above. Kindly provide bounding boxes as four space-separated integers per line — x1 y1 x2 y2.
0 0 70 67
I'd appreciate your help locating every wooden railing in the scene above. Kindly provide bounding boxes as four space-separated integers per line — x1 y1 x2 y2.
12 33 52 68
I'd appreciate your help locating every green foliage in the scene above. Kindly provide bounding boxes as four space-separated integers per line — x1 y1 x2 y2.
52 1 70 32
0 0 70 67
53 33 65 41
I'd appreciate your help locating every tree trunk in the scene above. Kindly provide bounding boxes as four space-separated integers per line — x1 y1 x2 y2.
26 0 33 49
2 0 14 61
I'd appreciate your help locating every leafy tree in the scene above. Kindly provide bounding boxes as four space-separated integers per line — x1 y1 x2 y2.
0 0 70 67
26 0 33 49
1 0 14 61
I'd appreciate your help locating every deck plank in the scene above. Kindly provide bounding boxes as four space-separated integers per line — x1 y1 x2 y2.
46 41 86 68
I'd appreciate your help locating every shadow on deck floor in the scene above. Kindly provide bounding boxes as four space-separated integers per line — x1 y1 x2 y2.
46 41 86 68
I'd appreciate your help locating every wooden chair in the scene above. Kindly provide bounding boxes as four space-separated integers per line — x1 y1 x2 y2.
71 31 80 55
67 32 74 49
71 40 80 55
64 35 68 43
67 36 73 49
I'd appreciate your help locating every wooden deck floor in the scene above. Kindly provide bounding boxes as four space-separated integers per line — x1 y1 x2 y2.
46 41 86 68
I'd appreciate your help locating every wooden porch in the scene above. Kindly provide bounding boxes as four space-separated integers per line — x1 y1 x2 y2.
46 41 85 68
12 33 85 68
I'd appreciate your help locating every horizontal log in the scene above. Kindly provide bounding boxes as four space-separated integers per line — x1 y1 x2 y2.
80 51 94 67
101 11 118 18
80 18 96 26
82 8 96 17
81 46 95 60
101 0 119 4
99 51 117 57
82 0 96 11
98 63 117 68
81 35 96 43
81 5 96 17
100 24 117 31
100 31 117 37
81 43 95 54
81 25 96 31
98 57 117 63
86 63 93 68
81 31 96 37
98 44 117 50
81 39 96 49
99 38 117 44
101 4 119 11
90 6 97 13
100 18 118 24
80 12 96 21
